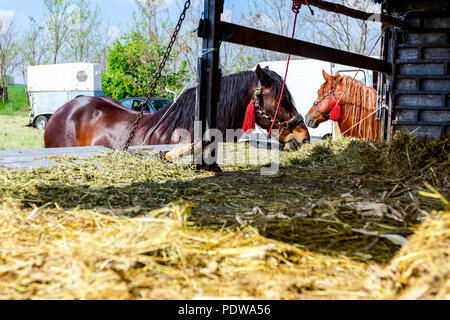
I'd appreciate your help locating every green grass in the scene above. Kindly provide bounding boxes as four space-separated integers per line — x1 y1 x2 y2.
0 115 44 150
0 85 30 117
0 85 44 150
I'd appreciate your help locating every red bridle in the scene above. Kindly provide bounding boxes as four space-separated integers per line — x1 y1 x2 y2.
242 81 305 135
312 80 343 122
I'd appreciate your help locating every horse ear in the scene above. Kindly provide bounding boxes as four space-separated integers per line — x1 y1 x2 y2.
322 69 332 81
264 66 270 70
256 64 271 87
334 74 344 97
256 65 264 80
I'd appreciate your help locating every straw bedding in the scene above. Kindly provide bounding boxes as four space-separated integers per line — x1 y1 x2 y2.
0 133 448 299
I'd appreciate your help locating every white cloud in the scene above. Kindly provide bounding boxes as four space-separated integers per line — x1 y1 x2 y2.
0 9 15 21
0 10 14 32
108 25 122 40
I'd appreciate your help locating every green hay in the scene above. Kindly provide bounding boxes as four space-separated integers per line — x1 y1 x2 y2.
0 133 448 299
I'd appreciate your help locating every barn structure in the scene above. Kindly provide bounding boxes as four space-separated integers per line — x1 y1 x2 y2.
380 0 450 139
196 0 449 164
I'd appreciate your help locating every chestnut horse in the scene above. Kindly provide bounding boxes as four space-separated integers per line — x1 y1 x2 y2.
305 70 381 141
44 65 310 150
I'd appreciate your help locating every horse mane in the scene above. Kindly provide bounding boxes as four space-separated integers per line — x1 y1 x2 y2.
336 74 381 141
145 69 294 143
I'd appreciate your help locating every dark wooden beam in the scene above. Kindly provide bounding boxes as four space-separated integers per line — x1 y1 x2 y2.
304 0 404 29
197 0 223 167
220 21 392 74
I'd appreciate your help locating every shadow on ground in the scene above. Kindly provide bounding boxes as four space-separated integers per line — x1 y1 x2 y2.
9 136 449 265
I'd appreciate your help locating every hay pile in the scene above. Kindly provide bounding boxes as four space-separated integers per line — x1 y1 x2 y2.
377 208 449 300
0 134 448 299
0 202 373 299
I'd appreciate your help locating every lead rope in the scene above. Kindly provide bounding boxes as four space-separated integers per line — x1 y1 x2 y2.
267 1 311 138
123 0 191 151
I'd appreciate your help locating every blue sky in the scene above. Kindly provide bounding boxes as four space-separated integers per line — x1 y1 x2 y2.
0 0 246 38
0 0 247 84
0 0 176 36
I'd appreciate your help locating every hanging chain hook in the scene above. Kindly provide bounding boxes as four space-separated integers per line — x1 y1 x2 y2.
292 1 302 14
292 1 314 15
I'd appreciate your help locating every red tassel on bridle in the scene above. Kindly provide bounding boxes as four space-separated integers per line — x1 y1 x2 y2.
242 99 256 134
329 98 342 122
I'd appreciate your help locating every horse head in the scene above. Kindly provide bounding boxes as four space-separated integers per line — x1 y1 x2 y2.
305 70 380 140
305 70 344 129
253 65 310 151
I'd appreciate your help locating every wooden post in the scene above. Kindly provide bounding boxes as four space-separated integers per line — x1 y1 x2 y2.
332 121 342 140
197 0 223 168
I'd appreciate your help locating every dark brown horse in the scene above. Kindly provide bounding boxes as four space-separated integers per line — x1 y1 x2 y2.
44 65 310 150
305 70 381 141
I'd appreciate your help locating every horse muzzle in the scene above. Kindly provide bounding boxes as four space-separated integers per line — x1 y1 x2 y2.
305 113 319 128
282 127 310 151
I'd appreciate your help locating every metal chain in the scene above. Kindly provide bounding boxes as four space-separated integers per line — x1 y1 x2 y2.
252 82 282 128
255 101 302 134
256 108 282 126
123 0 191 151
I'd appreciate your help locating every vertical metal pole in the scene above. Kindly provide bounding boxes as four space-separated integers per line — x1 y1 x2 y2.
379 23 391 141
386 27 396 141
194 57 203 142
197 0 223 168
383 2 395 142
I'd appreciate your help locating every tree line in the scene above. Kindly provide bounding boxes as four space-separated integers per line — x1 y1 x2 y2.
0 0 381 103
0 0 108 103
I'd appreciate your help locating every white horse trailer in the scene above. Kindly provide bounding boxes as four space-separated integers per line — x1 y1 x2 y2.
27 63 104 130
254 59 373 140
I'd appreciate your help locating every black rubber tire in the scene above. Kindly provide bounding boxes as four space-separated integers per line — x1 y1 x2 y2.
35 116 48 131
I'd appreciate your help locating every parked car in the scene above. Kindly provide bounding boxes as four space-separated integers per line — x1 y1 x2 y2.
120 97 173 113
